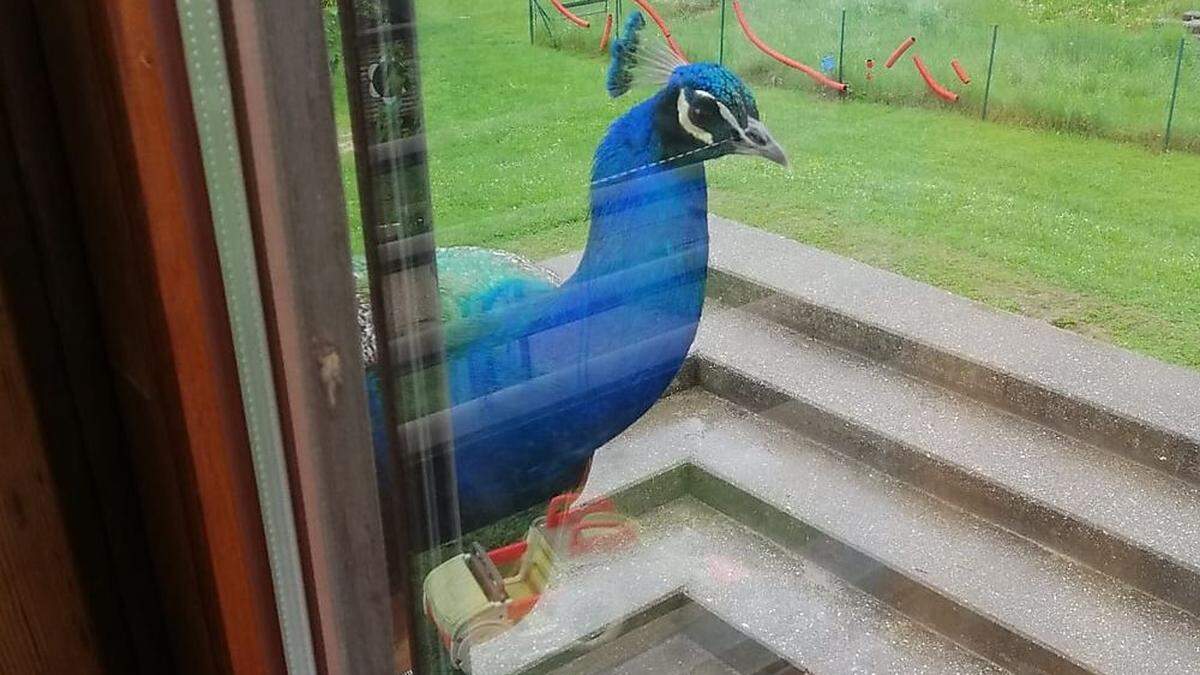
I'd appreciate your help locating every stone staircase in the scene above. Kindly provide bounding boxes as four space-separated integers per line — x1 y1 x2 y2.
470 217 1200 674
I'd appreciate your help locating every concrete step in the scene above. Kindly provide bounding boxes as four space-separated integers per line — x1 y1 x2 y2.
540 217 1200 670
704 216 1200 486
691 305 1200 619
583 390 1200 674
471 498 1000 675
550 598 805 674
549 590 811 667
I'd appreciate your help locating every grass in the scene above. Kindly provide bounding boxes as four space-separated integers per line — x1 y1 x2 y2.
331 1 1200 368
706 90 1200 366
1017 0 1192 26
550 0 1200 151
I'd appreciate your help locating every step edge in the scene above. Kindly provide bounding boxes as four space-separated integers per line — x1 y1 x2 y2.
704 215 1200 484
515 492 1001 675
601 390 1200 673
689 351 1200 620
708 265 1200 487
687 462 1092 675
586 457 1020 673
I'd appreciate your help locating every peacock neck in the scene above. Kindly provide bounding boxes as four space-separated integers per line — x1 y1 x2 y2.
570 90 712 286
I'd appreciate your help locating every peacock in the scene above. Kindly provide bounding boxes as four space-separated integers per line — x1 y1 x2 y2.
363 12 787 534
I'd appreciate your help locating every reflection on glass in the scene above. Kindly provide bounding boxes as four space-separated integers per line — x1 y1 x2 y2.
332 0 1200 672
346 3 786 667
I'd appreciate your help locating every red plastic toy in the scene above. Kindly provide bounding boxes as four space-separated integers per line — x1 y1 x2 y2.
599 13 614 51
912 54 959 102
885 36 916 68
549 0 590 28
951 58 972 85
628 0 687 59
731 0 847 93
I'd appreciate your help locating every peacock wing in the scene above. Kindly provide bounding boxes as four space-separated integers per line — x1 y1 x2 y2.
352 247 559 366
435 247 561 404
434 246 560 326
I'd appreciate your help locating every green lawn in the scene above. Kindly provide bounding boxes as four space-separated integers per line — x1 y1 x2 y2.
333 1 1200 368
552 0 1200 151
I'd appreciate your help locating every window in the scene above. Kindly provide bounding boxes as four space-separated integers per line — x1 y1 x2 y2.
324 0 1200 672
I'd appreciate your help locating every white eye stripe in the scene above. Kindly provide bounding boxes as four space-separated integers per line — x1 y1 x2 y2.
677 89 714 144
686 89 748 142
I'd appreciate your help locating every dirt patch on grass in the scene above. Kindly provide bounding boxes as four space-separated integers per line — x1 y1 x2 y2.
658 0 720 18
976 280 1123 342
875 245 1195 366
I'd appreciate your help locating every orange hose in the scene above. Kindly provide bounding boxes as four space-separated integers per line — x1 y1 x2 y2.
550 0 590 28
912 55 959 102
885 36 916 68
628 0 687 59
731 0 848 93
599 13 614 51
951 58 972 84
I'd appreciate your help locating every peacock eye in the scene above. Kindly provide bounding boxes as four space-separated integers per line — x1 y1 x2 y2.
691 97 719 123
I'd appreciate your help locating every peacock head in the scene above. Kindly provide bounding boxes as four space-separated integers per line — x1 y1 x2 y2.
606 12 787 167
666 63 787 166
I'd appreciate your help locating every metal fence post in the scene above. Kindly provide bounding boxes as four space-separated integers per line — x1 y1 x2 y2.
1164 37 1186 151
982 24 999 121
529 0 535 44
718 0 728 64
838 8 847 84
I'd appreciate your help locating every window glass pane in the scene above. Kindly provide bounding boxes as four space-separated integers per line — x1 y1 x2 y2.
329 0 1200 672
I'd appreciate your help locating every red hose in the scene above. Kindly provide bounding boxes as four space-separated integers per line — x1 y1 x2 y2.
885 36 916 68
731 0 848 93
951 58 971 84
550 0 590 28
912 55 959 102
628 0 687 60
599 13 614 51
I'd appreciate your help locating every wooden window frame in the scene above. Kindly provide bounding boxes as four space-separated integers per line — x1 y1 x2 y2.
6 0 406 672
215 0 399 672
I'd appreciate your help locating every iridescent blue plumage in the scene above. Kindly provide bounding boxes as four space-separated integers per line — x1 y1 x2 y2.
367 13 785 533
606 13 648 97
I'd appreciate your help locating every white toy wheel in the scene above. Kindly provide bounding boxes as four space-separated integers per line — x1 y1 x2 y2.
451 618 511 672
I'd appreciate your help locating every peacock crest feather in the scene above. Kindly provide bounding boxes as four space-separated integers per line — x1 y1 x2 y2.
606 12 686 98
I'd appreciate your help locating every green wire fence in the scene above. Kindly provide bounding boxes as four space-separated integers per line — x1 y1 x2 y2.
530 0 1195 152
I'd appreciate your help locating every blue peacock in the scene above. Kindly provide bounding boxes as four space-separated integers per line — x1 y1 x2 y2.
363 12 787 534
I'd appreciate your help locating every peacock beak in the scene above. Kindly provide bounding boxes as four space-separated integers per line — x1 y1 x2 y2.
736 117 789 168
